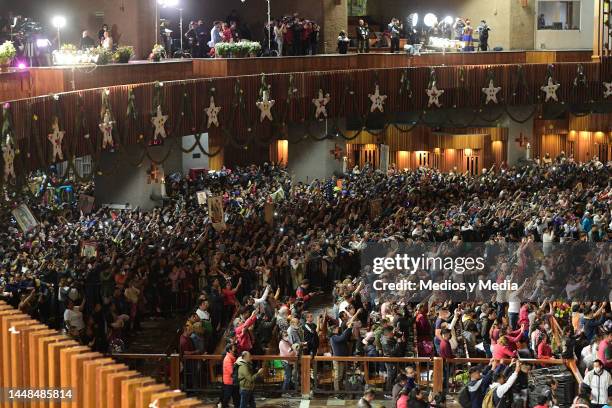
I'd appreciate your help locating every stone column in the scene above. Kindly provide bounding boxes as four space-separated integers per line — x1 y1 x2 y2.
322 0 348 54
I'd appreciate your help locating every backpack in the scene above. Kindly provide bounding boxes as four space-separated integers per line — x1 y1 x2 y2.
457 385 471 408
482 388 498 408
232 363 240 387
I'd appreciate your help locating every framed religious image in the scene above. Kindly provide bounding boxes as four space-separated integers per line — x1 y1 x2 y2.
12 204 39 232
80 241 98 258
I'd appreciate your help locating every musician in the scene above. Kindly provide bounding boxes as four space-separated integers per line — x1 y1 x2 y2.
195 20 207 57
185 21 198 57
453 18 465 41
388 18 402 53
80 30 96 50
98 24 108 45
356 19 370 53
477 20 491 51
462 19 474 51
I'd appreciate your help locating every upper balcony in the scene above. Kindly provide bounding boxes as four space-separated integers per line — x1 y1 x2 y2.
0 50 593 103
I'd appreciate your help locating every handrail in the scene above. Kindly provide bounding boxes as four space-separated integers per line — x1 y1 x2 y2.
565 358 584 383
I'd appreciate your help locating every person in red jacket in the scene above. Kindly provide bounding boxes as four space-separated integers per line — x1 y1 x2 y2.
492 336 518 360
221 343 239 408
296 279 319 304
537 333 553 359
235 309 257 353
597 331 612 369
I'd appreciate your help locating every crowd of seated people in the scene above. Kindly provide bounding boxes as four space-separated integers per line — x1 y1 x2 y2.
1 155 611 406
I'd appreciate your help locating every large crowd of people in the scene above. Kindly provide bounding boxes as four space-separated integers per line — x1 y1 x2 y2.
1 155 611 407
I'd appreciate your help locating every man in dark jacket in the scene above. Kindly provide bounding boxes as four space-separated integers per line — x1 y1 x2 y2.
480 308 496 358
381 326 405 394
330 322 352 393
467 359 499 408
357 388 375 408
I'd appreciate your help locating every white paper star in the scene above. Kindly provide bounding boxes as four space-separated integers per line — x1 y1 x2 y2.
2 140 15 181
99 110 115 149
47 121 65 161
368 85 387 113
604 81 612 99
482 80 502 104
312 89 331 120
426 83 445 108
205 96 222 128
540 77 560 102
150 105 168 141
256 91 275 122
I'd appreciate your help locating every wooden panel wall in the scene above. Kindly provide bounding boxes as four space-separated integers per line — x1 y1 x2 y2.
0 301 204 408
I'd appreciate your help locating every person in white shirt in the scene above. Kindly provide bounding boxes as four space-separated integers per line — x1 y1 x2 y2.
102 31 113 50
64 298 85 334
582 359 611 406
196 299 211 321
489 360 521 406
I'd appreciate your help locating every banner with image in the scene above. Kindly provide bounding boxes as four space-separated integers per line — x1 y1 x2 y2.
196 191 208 205
80 240 98 258
207 196 226 231
12 204 39 232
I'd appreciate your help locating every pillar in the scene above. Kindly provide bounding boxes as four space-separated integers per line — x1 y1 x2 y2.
322 0 348 54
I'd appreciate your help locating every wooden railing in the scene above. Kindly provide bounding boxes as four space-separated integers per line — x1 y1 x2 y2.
0 301 201 408
2 300 582 406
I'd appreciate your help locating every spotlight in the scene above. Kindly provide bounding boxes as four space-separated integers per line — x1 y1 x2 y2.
17 62 26 69
158 0 179 6
52 16 66 48
36 39 50 48
424 13 437 28
51 16 66 29
411 13 419 26
444 16 453 25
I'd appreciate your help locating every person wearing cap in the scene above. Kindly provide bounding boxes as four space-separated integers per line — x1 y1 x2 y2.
357 388 376 408
466 359 499 408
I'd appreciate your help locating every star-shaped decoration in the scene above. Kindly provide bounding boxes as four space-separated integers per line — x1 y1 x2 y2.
256 91 275 122
368 85 387 113
205 96 222 128
426 83 445 108
150 105 168 141
604 81 612 99
312 89 331 120
540 77 560 102
99 110 115 149
482 80 502 104
2 139 16 181
47 120 65 161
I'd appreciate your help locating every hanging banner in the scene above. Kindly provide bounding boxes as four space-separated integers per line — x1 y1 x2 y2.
78 194 95 214
264 202 275 225
380 144 390 173
196 191 208 205
80 240 98 258
207 196 226 231
369 198 383 219
12 204 39 232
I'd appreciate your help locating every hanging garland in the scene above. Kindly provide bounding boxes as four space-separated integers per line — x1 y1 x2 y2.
1 104 18 185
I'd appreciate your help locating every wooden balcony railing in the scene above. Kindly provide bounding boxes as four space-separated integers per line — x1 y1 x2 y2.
1 300 584 407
